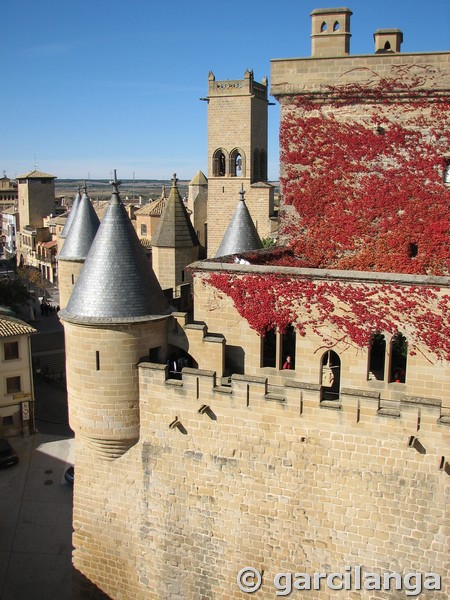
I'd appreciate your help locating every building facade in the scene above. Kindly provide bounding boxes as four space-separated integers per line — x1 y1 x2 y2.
0 315 36 437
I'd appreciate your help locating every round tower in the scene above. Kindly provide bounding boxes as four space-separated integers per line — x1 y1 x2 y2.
57 187 100 309
59 173 170 459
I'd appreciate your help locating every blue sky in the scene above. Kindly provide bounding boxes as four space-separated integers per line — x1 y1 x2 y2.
1 0 449 181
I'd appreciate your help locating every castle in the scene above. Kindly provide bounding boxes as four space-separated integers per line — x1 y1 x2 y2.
59 7 449 599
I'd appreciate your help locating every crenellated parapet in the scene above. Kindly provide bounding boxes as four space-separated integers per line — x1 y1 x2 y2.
139 362 450 461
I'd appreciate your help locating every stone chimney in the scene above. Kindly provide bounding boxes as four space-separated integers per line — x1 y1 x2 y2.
374 29 403 53
310 7 352 57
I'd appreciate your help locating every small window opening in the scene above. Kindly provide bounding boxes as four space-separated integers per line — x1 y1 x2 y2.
4 341 19 361
444 161 450 184
368 333 386 380
261 328 276 368
141 223 147 237
6 376 21 394
71 274 74 285
333 21 340 31
409 242 418 258
321 21 327 32
389 333 407 383
384 41 391 51
96 351 100 371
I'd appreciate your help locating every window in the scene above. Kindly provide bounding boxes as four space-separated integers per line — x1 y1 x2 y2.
389 333 407 383
409 242 418 258
333 21 340 31
368 333 386 380
4 341 19 361
321 21 327 32
444 160 450 184
141 223 147 237
384 41 391 51
230 148 245 177
261 328 276 367
213 149 227 177
6 376 21 394
321 351 341 401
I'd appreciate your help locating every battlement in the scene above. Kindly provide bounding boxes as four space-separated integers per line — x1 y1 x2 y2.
139 363 450 448
207 69 268 101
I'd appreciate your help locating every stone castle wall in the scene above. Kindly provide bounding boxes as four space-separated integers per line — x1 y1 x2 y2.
71 359 449 599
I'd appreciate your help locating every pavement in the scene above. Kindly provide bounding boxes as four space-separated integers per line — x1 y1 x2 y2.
0 433 74 600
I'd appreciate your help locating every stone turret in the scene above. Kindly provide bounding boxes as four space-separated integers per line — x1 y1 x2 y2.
59 172 170 459
187 170 208 249
374 28 403 53
310 7 352 57
57 188 100 309
215 185 263 258
151 173 200 290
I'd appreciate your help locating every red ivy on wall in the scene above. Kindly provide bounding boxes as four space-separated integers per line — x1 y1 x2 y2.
279 65 450 275
205 272 450 361
203 66 450 362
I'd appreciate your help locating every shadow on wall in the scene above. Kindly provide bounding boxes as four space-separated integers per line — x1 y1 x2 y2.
72 568 112 600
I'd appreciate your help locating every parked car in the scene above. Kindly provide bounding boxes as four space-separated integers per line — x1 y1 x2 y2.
0 438 19 468
64 465 74 484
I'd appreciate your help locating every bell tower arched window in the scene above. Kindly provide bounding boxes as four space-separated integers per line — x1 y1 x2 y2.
230 148 246 177
213 149 227 177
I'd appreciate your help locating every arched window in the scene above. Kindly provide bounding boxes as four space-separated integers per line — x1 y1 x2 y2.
390 333 407 382
384 41 391 51
140 223 147 237
213 149 227 177
320 350 341 401
230 148 245 177
253 148 260 182
321 21 327 32
368 333 386 380
333 21 340 31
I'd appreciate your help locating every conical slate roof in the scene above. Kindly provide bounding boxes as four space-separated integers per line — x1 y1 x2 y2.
60 190 81 239
59 175 169 323
57 192 100 261
215 186 263 258
152 174 199 248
